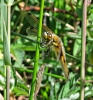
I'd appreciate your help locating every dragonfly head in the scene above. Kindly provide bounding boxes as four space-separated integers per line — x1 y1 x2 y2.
43 32 52 40
40 32 52 48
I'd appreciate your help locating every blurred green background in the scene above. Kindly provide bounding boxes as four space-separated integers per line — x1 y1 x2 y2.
0 0 93 99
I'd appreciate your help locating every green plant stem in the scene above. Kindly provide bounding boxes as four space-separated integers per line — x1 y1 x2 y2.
1 0 6 99
16 67 65 79
29 0 44 100
66 53 93 67
11 31 37 43
80 0 87 100
7 5 11 48
1 0 4 41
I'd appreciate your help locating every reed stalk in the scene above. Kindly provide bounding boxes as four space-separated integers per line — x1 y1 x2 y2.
29 0 45 100
80 0 87 99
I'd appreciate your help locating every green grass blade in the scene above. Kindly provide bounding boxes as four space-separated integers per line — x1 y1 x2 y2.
3 17 11 65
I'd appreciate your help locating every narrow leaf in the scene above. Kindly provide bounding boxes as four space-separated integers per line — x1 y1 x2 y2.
3 18 11 65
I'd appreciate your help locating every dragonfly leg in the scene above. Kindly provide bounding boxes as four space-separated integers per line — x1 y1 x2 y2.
41 39 53 48
42 47 50 58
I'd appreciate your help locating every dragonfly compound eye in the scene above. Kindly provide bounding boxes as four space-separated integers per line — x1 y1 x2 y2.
47 32 52 40
43 32 48 39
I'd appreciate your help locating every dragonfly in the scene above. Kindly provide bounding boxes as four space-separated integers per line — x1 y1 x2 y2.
25 12 69 80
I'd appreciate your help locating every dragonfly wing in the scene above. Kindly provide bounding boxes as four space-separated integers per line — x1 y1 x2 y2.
26 27 38 41
25 12 39 29
25 12 54 34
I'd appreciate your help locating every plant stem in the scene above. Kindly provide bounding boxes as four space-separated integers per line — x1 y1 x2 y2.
7 5 11 48
6 65 10 100
6 5 11 100
80 0 87 99
1 1 6 99
29 0 44 100
16 67 65 79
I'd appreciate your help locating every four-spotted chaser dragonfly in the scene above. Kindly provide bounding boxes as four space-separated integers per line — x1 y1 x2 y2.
25 12 69 80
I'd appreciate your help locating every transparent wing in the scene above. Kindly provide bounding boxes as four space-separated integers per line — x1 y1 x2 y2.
25 12 54 34
26 27 38 41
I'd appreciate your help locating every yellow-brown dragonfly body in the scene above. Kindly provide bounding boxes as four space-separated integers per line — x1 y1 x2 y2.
43 31 69 80
25 13 69 80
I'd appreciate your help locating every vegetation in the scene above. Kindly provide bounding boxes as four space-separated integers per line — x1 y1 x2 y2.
0 0 93 100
